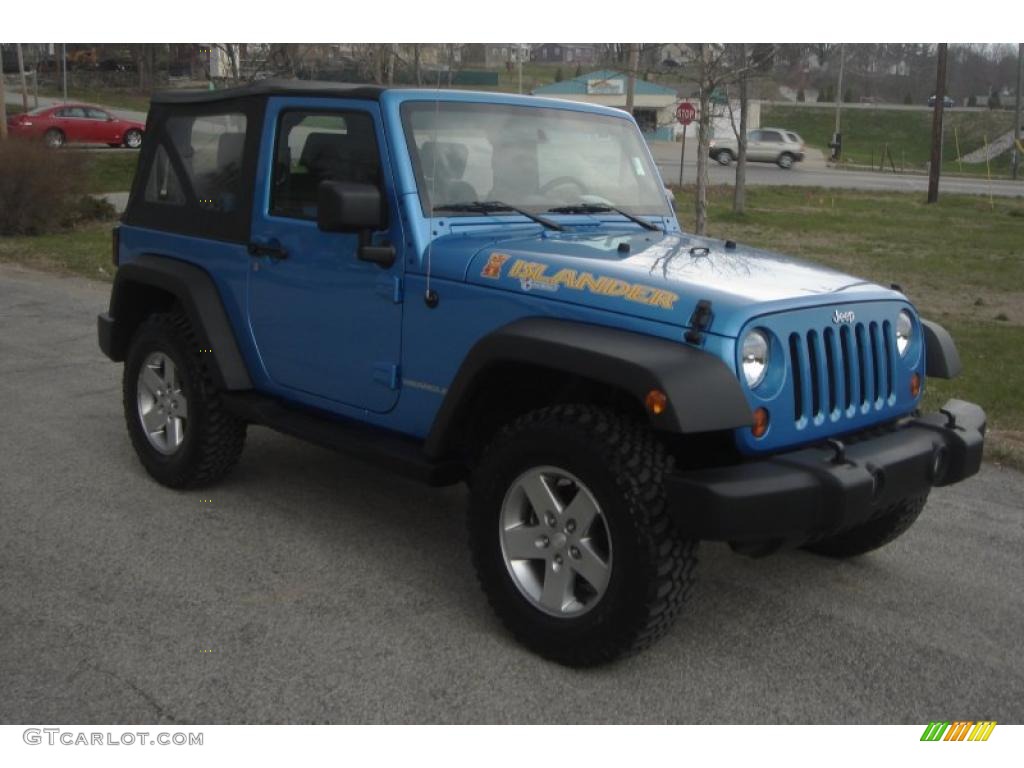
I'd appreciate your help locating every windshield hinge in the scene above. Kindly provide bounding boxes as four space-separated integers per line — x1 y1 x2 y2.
684 299 713 345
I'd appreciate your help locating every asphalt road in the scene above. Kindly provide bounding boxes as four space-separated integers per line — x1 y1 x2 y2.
649 144 1024 198
1 264 1022 724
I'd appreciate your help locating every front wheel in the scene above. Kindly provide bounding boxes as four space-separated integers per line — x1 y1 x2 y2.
777 153 795 169
123 129 143 149
715 150 734 166
468 405 698 666
803 494 928 558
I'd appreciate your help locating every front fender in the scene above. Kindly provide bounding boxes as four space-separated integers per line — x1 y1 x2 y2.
424 317 752 459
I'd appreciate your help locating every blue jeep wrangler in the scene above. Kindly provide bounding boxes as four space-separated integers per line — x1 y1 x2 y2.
98 81 985 666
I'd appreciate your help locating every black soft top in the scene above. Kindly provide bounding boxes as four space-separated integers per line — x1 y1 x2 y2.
150 79 387 104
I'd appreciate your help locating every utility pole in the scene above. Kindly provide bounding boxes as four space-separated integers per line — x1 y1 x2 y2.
832 44 845 160
1013 42 1022 181
0 67 8 140
625 44 638 116
62 43 68 103
16 44 29 112
517 44 523 95
927 43 949 204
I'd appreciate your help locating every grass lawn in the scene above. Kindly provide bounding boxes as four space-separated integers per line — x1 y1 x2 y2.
679 184 1024 467
82 151 139 193
1 186 1021 467
763 104 1019 178
0 221 115 282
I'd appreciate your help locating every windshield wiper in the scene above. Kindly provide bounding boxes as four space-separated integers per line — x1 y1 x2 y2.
434 201 564 231
545 204 662 232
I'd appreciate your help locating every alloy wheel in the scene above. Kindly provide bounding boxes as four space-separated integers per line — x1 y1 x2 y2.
136 351 188 455
499 466 613 617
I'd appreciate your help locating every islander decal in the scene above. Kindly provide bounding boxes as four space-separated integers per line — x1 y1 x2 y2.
480 252 511 279
502 259 679 310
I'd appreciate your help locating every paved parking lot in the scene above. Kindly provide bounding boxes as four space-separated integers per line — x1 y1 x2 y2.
1 263 1022 724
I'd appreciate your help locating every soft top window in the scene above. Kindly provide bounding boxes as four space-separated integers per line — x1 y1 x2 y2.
124 98 263 243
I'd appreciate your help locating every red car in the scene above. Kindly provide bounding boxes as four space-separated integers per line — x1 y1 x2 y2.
6 103 145 149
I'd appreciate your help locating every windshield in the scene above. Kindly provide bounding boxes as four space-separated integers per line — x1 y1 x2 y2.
401 101 670 218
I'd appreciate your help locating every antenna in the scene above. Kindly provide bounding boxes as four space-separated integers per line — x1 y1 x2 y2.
423 69 443 308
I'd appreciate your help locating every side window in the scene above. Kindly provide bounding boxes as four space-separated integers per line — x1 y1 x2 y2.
85 108 109 120
270 110 381 220
58 107 85 119
762 131 782 143
164 112 248 212
748 130 762 142
144 145 187 205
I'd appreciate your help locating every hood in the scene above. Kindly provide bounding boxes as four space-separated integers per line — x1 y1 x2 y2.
429 228 903 337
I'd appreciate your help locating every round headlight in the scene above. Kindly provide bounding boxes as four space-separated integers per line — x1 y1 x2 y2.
741 330 770 388
896 310 914 357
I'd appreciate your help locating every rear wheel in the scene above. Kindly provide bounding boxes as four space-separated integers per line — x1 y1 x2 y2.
43 128 65 149
468 404 698 666
803 495 928 558
123 312 246 488
123 129 143 149
715 150 734 166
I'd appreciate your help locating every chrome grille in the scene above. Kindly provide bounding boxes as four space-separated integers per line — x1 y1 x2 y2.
788 320 895 426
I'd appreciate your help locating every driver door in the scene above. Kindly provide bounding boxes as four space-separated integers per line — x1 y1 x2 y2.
246 98 404 413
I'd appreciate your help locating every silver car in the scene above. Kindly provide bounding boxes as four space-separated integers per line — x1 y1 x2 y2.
709 127 805 169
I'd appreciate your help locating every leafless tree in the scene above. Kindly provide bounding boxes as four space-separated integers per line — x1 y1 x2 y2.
0 73 8 141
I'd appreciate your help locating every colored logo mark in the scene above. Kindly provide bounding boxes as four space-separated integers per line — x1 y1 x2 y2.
920 721 997 742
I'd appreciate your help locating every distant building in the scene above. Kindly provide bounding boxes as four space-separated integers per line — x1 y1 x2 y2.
532 69 678 140
462 44 530 67
532 44 597 65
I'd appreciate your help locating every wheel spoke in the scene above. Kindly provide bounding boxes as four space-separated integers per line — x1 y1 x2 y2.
173 396 188 419
539 560 573 613
141 406 166 433
503 524 545 561
140 366 163 398
162 358 178 390
166 417 184 447
563 488 599 536
572 541 611 593
520 472 561 517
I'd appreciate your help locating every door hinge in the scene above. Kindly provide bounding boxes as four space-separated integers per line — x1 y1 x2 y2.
372 363 400 390
375 275 403 304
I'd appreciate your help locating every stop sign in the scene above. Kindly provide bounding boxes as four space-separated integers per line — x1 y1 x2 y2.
676 102 696 125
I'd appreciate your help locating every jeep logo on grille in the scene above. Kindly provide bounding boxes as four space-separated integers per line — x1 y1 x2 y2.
832 309 856 324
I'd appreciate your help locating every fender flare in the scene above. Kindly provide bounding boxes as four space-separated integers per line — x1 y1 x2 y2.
921 318 962 379
99 254 252 390
423 317 752 459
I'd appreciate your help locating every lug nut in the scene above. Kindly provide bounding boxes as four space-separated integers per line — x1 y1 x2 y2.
569 546 581 560
565 519 576 533
536 535 549 549
545 511 557 528
554 554 563 565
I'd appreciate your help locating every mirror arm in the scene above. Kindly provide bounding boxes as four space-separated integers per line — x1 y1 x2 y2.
357 231 395 269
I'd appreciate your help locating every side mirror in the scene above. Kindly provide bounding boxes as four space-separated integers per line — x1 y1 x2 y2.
316 180 395 268
317 180 386 233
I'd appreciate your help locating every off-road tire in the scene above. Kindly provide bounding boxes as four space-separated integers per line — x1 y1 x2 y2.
803 494 928 558
123 311 246 488
468 404 698 666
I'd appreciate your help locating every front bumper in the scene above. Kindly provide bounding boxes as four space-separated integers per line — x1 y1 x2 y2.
667 399 985 544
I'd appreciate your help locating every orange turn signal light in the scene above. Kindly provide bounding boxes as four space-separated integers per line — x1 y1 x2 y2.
752 408 770 438
645 389 668 415
910 373 921 398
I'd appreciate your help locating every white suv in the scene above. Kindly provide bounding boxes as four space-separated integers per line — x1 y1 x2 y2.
709 127 805 169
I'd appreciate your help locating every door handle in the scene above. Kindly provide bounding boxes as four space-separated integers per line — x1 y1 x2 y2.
248 239 289 261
